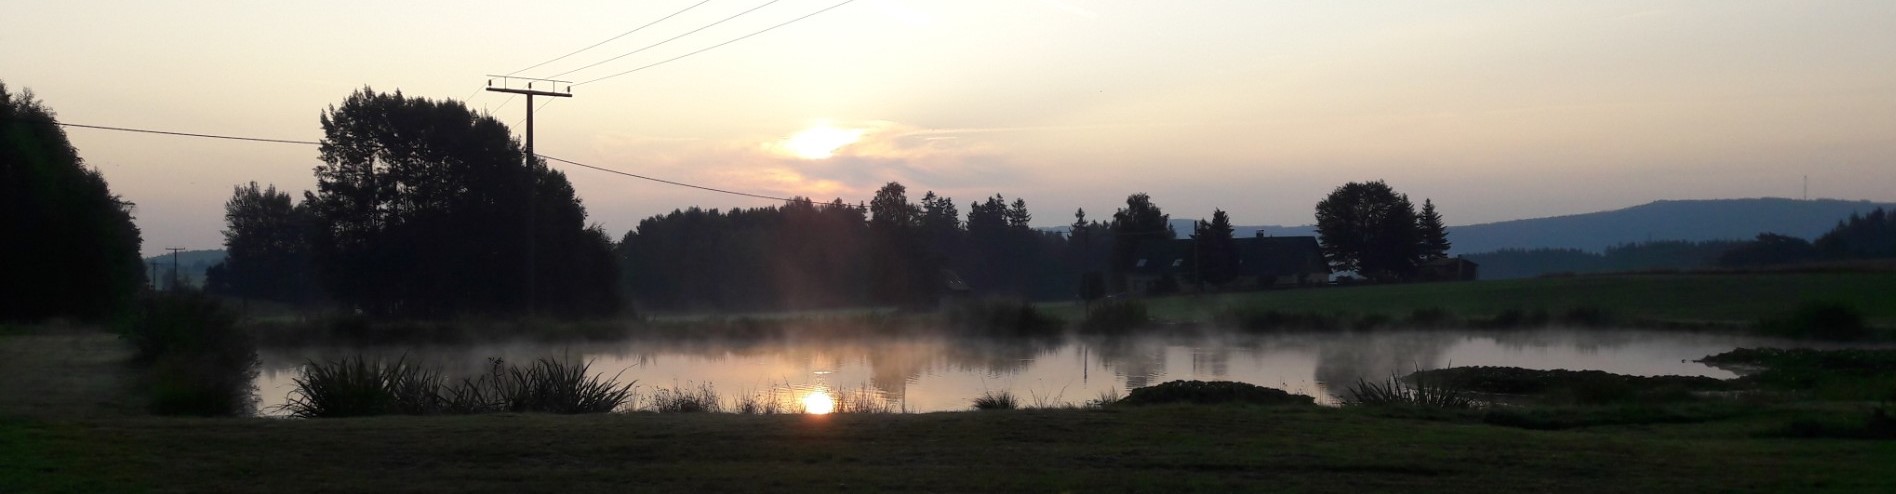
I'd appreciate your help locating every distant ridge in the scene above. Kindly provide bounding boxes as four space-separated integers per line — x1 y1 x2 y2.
1448 198 1895 254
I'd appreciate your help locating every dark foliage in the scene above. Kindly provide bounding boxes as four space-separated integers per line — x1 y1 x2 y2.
0 82 145 321
1314 181 1422 281
1115 380 1315 406
283 356 633 418
942 299 1063 336
1814 208 1896 260
971 390 1019 410
120 292 259 416
1109 193 1173 291
1758 301 1871 340
1417 199 1451 260
1463 240 1744 279
1079 299 1151 333
1717 233 1818 268
205 182 318 304
307 88 617 318
1187 209 1240 289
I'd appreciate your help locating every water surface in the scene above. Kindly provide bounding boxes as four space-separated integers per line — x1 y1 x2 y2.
254 328 1867 414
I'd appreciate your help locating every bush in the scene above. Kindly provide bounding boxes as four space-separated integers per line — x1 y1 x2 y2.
1116 380 1315 407
1219 309 1343 332
1760 301 1870 340
943 299 1063 335
1081 299 1150 333
649 383 723 413
121 292 258 416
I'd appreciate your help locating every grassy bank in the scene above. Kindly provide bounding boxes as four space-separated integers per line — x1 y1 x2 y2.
6 404 1895 492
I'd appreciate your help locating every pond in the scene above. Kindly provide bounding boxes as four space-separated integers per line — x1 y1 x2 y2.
252 328 1870 415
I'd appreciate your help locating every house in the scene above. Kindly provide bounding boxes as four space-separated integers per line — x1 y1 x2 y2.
1121 234 1331 295
1417 257 1479 282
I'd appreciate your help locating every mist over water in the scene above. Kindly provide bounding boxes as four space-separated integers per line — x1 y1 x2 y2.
253 328 1871 415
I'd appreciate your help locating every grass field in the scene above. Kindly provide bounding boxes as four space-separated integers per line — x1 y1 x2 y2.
1042 272 1896 328
6 404 1894 492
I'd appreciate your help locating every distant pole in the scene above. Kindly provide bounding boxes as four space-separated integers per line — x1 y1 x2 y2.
165 247 185 291
485 76 573 317
148 261 159 289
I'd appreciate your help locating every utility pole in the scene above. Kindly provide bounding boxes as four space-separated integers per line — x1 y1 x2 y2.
485 76 572 317
165 247 185 291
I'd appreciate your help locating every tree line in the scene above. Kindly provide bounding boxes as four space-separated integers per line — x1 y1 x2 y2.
3 80 1463 321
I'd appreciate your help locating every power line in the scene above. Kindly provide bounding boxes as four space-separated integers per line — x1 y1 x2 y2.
13 116 861 209
539 153 863 209
546 0 784 80
576 0 858 86
15 118 320 145
508 0 714 76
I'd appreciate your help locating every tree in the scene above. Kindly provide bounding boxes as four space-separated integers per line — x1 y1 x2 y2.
308 88 617 317
1814 208 1895 260
1717 233 1818 267
1314 181 1421 281
1417 199 1450 260
867 182 934 306
1109 193 1172 291
206 182 317 304
1190 209 1240 289
1 82 145 321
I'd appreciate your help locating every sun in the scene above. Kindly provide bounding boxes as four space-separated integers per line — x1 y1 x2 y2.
802 389 836 414
781 124 863 160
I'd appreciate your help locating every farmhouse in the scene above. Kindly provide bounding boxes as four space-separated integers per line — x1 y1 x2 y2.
1122 234 1330 295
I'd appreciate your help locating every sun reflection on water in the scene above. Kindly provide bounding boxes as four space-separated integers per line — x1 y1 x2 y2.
802 389 836 414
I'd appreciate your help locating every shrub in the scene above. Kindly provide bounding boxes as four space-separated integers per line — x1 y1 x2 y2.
1116 380 1315 407
972 391 1019 410
943 299 1063 335
1080 299 1150 333
1760 301 1870 340
121 292 258 416
1219 309 1343 332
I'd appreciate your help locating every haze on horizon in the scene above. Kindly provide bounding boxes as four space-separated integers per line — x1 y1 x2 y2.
4 0 1893 257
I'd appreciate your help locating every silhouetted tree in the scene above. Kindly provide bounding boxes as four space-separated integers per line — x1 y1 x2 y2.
308 88 616 317
1417 199 1450 260
1315 181 1421 281
1190 209 1240 289
1 82 145 321
1814 208 1895 260
1110 193 1172 291
206 182 317 304
1717 233 1818 267
868 182 935 306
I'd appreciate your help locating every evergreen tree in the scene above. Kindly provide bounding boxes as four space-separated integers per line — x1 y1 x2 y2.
1190 209 1240 289
1 82 145 321
1109 193 1172 291
1417 199 1451 260
1814 208 1895 260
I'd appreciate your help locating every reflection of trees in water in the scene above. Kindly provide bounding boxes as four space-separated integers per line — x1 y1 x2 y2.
1310 331 1457 397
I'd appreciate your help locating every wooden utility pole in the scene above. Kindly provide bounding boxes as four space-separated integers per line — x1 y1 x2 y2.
165 247 185 291
485 76 572 316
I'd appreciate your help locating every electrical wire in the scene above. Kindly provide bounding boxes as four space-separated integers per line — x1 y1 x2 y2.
508 0 714 76
545 0 784 80
14 116 860 209
539 153 862 209
576 0 858 86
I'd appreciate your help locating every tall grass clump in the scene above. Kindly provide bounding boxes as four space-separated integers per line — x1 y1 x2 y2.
1342 372 1478 409
120 291 258 416
283 356 635 417
832 387 898 414
972 390 1019 410
1080 299 1150 333
490 358 635 414
649 382 724 413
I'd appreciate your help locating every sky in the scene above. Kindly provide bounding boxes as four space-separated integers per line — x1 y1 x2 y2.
5 0 1894 257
